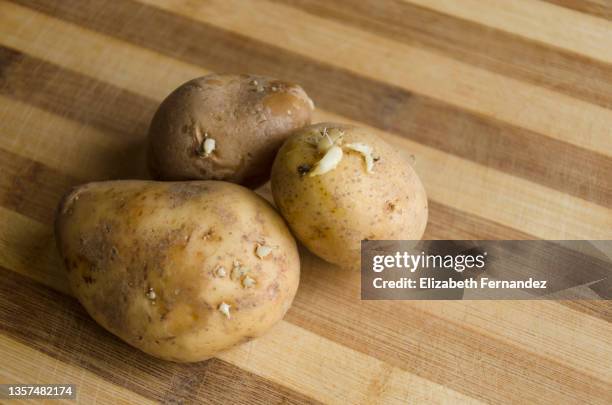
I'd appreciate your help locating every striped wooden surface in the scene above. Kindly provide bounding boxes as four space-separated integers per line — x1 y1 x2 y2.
0 0 611 403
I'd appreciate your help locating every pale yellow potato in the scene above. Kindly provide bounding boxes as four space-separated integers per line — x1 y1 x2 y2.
55 180 300 362
148 74 314 188
271 123 428 268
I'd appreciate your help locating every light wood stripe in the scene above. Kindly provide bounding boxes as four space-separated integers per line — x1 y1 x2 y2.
275 0 612 109
0 265 479 404
0 335 154 405
1 4 610 240
219 321 482 404
402 0 612 64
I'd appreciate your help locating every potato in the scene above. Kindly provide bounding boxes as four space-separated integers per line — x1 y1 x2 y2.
271 123 428 267
55 180 300 362
148 74 314 188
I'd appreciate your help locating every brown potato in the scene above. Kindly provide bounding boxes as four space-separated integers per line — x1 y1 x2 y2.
55 180 300 362
148 74 314 188
271 123 428 268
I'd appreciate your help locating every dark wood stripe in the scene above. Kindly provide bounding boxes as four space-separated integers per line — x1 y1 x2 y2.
423 201 534 240
0 46 152 141
0 266 319 405
0 147 77 224
273 0 612 109
287 254 612 404
0 144 147 225
8 1 612 208
541 0 612 20
561 300 612 321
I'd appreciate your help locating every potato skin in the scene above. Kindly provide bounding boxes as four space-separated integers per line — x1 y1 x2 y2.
148 74 314 188
55 180 300 362
271 123 428 268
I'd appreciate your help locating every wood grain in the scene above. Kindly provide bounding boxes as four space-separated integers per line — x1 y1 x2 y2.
2 3 610 240
0 0 611 403
14 0 610 206
542 0 612 19
400 0 612 64
275 0 612 109
0 268 319 405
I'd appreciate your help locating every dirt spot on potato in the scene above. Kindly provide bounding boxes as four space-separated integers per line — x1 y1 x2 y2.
89 278 133 334
214 206 237 225
167 183 209 208
78 220 118 272
385 200 396 213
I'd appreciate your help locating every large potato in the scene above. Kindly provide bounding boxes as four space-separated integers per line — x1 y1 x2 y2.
271 123 428 267
55 180 300 362
148 74 314 188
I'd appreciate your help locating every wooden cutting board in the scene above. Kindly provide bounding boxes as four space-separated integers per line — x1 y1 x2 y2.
0 0 611 403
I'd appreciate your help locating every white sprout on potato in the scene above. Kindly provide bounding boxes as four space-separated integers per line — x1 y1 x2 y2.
231 261 248 281
242 275 256 288
218 302 231 319
145 288 156 300
201 138 216 157
255 244 273 259
196 130 216 158
317 134 334 154
345 143 375 173
309 145 343 177
306 128 377 176
215 266 227 278
317 127 344 154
